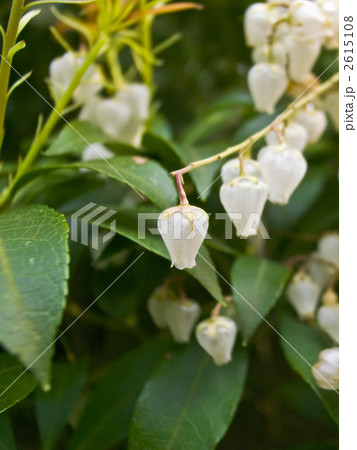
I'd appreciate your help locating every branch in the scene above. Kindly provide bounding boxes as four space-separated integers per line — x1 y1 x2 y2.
170 72 339 178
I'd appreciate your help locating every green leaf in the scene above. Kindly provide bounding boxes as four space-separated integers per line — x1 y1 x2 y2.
68 339 171 450
25 0 95 10
129 343 249 449
279 307 339 423
0 411 17 450
13 156 178 210
231 255 290 344
7 71 32 101
35 361 87 450
0 205 69 389
0 354 37 413
93 206 223 303
17 9 41 36
7 41 26 59
44 121 104 157
74 157 178 210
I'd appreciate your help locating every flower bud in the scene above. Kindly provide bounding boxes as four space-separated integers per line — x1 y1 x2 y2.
317 304 339 343
147 285 177 329
196 316 237 366
286 37 321 83
265 121 308 151
220 158 261 184
219 176 268 237
258 144 307 204
158 205 209 270
248 63 288 114
317 233 339 269
165 299 201 343
252 42 288 67
293 105 327 143
290 0 327 40
322 289 338 307
244 3 273 47
312 347 339 390
286 272 320 320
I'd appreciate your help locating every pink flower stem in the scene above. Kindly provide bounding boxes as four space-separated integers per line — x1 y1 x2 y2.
176 173 189 206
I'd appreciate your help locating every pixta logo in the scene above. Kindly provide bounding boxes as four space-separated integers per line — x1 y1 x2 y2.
71 202 116 249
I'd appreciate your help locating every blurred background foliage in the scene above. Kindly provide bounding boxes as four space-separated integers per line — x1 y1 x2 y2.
0 0 338 449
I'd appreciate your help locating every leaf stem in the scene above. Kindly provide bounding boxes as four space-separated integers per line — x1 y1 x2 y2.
169 72 339 178
0 0 25 156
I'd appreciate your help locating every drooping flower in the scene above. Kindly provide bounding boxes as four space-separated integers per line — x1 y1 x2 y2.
317 233 339 269
220 158 262 184
286 37 321 83
317 304 339 343
290 0 327 41
252 41 288 67
147 285 177 329
248 63 288 114
286 271 320 320
196 316 237 366
244 3 273 47
158 205 209 270
265 121 308 151
49 52 102 102
293 105 327 143
258 144 307 204
219 175 268 237
165 299 201 343
312 347 339 390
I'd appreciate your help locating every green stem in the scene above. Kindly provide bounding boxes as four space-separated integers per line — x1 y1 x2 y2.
140 0 153 88
170 72 339 177
0 0 25 156
0 35 107 208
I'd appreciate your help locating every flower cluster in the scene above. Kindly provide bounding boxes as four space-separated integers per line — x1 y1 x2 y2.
286 232 339 390
245 0 339 115
147 284 238 365
48 51 150 157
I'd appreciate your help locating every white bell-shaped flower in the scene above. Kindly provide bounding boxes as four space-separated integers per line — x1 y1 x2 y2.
306 253 335 293
252 41 288 67
286 37 321 83
312 347 339 390
158 205 209 270
248 63 288 114
244 3 273 47
82 143 114 161
95 99 132 140
323 91 339 130
220 158 261 184
317 233 339 269
116 83 150 121
317 304 339 343
196 316 237 366
286 271 320 320
290 0 327 40
165 299 201 343
318 0 339 49
147 285 177 329
265 121 308 151
258 144 307 204
219 176 268 238
293 106 327 143
49 52 102 102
